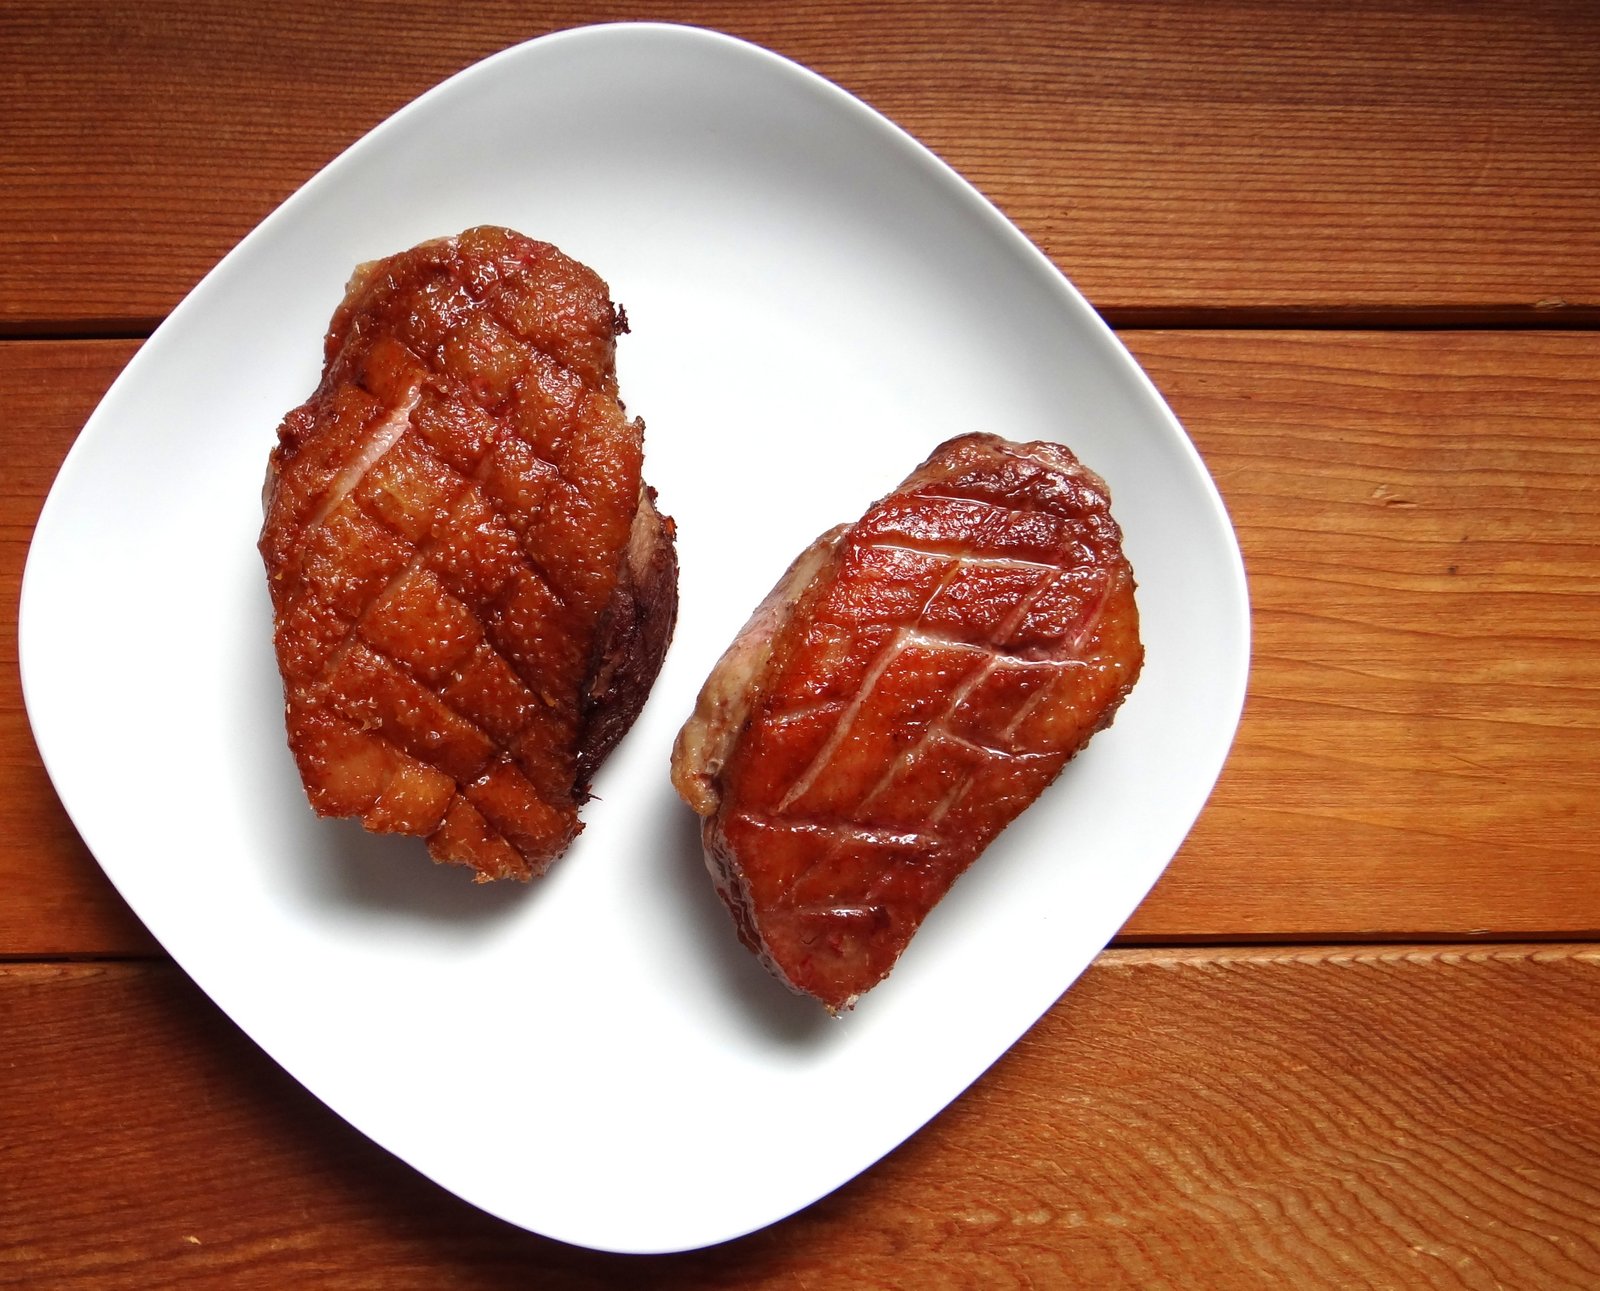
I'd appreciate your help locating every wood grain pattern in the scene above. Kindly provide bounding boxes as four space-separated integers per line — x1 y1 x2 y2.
6 333 1597 954
2 0 1597 332
2 946 1596 1288
1123 329 1600 942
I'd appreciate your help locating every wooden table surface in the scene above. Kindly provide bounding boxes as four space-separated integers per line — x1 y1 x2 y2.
4 2 1598 1286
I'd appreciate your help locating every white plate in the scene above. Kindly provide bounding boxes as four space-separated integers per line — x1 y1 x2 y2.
20 23 1248 1254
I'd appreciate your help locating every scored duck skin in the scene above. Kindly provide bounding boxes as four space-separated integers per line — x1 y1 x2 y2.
672 433 1141 1011
261 227 677 881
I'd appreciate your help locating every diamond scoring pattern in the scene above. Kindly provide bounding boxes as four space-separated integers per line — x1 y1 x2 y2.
700 435 1144 1009
262 229 647 880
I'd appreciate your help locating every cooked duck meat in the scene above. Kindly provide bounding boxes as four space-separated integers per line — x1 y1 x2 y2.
261 227 677 881
672 433 1141 1011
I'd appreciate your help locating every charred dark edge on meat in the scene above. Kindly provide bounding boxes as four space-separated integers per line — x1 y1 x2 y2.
574 485 680 791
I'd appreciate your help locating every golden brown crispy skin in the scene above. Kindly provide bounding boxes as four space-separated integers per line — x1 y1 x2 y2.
261 226 676 881
672 433 1141 1010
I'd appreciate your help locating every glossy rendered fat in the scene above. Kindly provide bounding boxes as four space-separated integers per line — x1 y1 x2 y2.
673 434 1142 1011
261 227 676 881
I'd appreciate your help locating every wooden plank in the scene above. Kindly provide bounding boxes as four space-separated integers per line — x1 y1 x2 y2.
2 0 1597 332
1121 330 1600 942
5 331 1598 953
2 946 1597 1286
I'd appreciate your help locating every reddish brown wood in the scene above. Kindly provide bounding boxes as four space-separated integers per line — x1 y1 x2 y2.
1123 329 1600 942
2 0 1597 332
2 948 1596 1287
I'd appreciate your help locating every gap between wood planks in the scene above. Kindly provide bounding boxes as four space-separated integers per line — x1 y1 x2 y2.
3 937 1598 968
2 303 1599 343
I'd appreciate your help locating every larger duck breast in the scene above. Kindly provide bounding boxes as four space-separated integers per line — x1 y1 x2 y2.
261 227 677 882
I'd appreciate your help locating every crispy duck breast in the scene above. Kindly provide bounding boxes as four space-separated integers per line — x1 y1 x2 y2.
672 434 1141 1011
261 227 677 881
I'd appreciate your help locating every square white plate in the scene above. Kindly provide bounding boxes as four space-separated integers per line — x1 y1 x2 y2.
20 23 1248 1253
